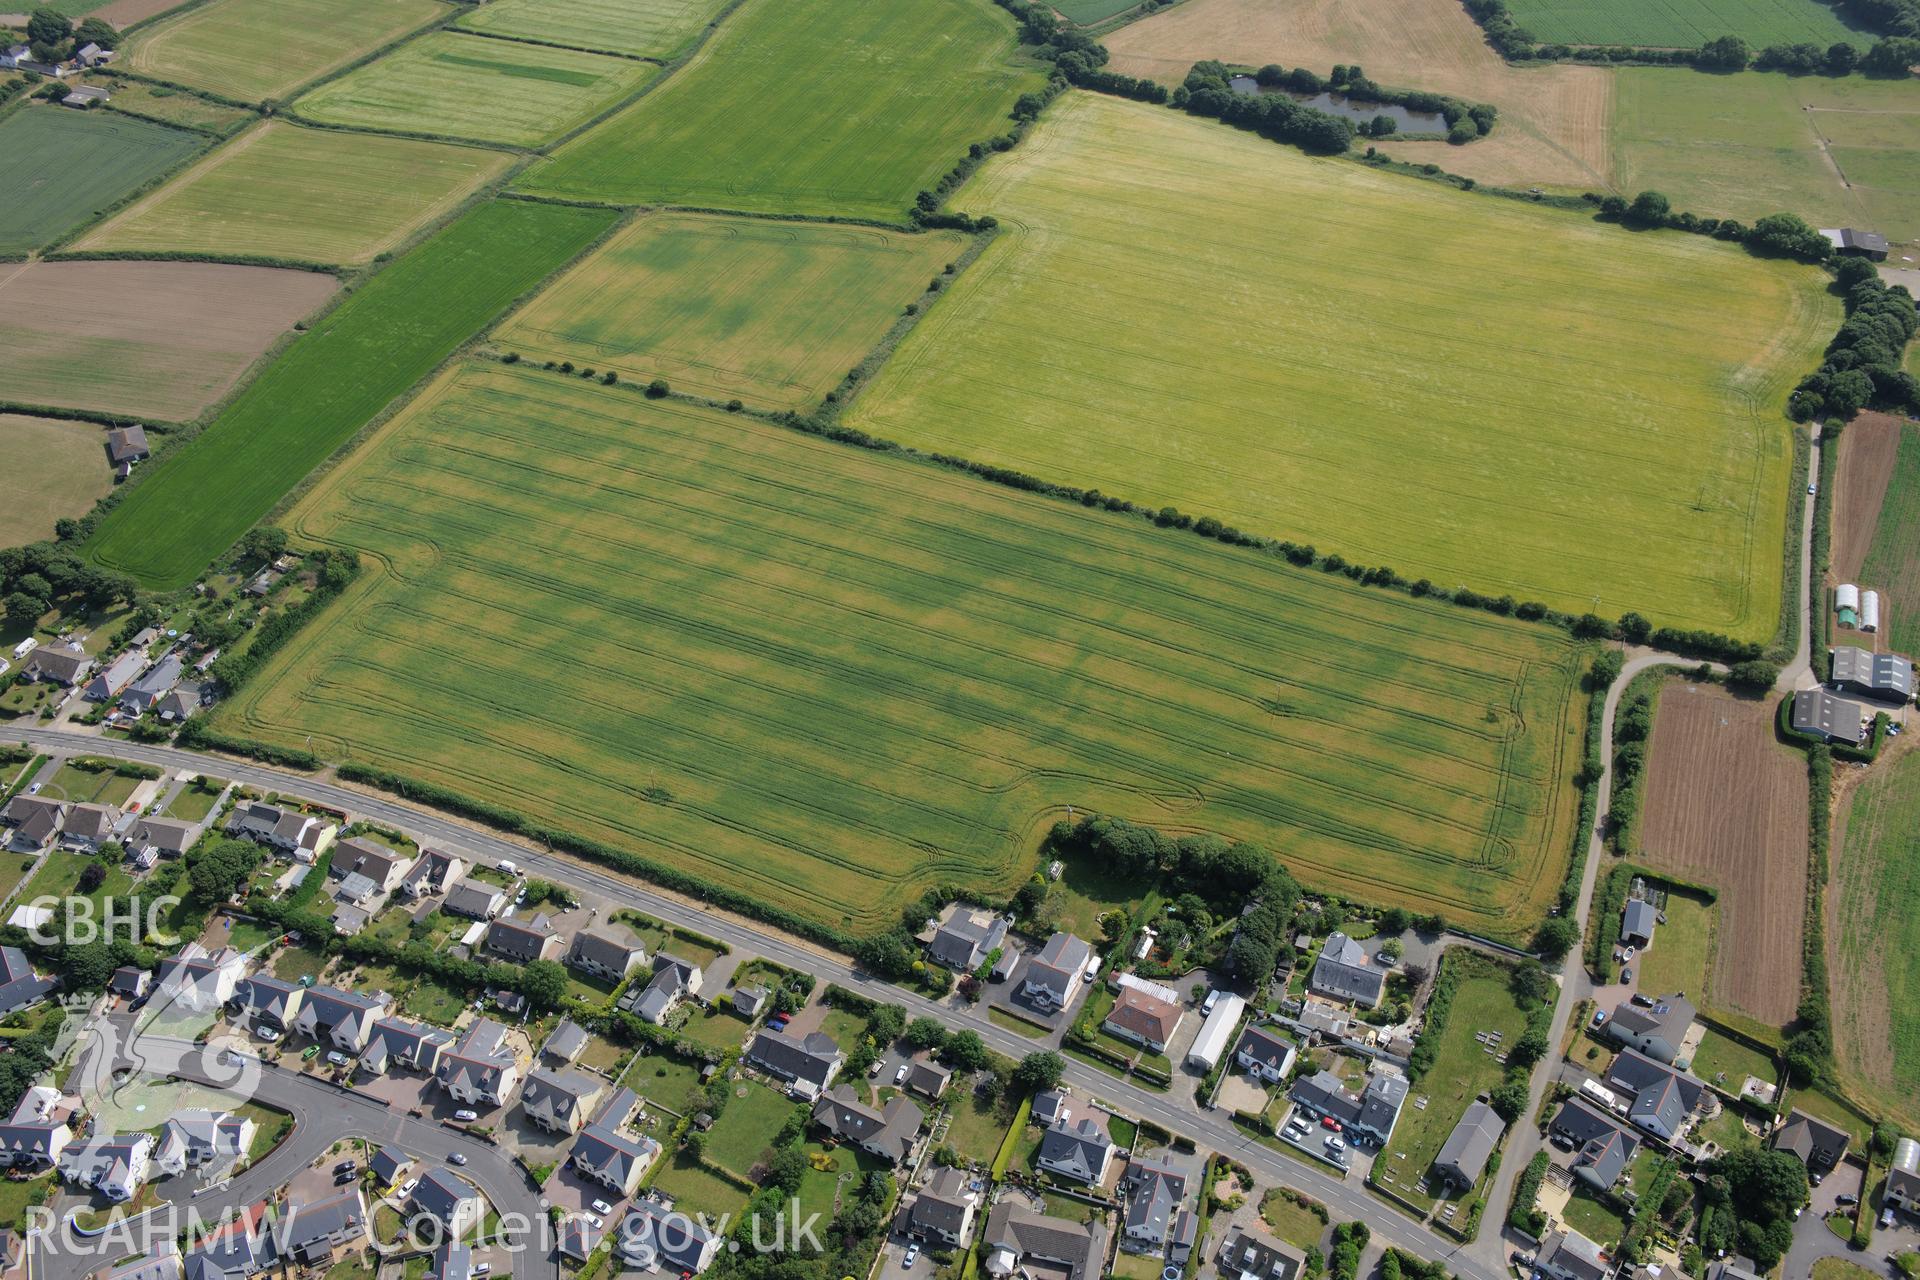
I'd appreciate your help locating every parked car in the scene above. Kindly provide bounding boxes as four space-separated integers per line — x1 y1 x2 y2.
259 1027 282 1042
586 1214 603 1229
1621 966 1633 983
398 1179 418 1198
1630 992 1656 1008
450 1152 468 1166
904 1244 920 1270
326 1051 349 1066
301 1045 320 1060
334 1161 356 1174
1321 1116 1342 1132
473 1267 490 1277
454 1109 478 1122
894 1064 909 1084
591 1200 612 1216
1882 1208 1895 1228
869 1060 884 1078
1837 1194 1860 1208
334 1171 357 1185
1590 1009 1608 1028
1325 1135 1345 1153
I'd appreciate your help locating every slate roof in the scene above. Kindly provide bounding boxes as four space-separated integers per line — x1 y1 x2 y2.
982 1201 1107 1280
1433 1100 1504 1188
1356 1070 1408 1142
485 914 557 962
361 1017 453 1074
1236 1024 1297 1071
1605 1048 1705 1136
811 1087 922 1164
443 882 506 919
230 974 302 1027
1035 1117 1113 1184
905 1059 951 1098
1539 1229 1609 1280
1123 1151 1189 1244
1217 1227 1305 1280
1620 899 1656 944
1289 1070 1362 1126
1023 932 1092 1003
929 909 1009 971
571 1123 659 1189
618 1197 720 1274
544 1019 590 1063
0 947 53 1013
410 1168 479 1228
1773 1109 1850 1169
1605 995 1695 1051
910 1166 975 1240
402 848 462 896
1310 932 1386 1006
370 1146 411 1186
567 927 644 975
130 816 196 857
106 426 149 464
521 1069 604 1132
747 1027 842 1090
2 796 66 848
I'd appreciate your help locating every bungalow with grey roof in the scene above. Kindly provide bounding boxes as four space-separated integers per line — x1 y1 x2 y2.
86 650 146 702
22 646 93 687
128 816 196 861
442 881 506 920
1605 1048 1706 1143
928 907 1009 972
153 683 205 722
620 953 701 1024
401 848 465 899
60 802 122 854
747 1027 843 1100
811 1086 922 1165
1602 994 1695 1065
122 654 183 714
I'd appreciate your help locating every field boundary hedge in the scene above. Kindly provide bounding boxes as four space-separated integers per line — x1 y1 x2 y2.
451 26 664 64
1810 422 1841 654
46 249 345 274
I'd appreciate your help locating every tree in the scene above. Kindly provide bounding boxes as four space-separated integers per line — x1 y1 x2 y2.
517 959 569 1011
186 837 262 904
763 1145 807 1193
1748 212 1831 261
62 940 116 992
1627 190 1672 227
1532 915 1579 960
1696 35 1751 69
77 861 108 894
939 1030 988 1072
903 1016 949 1052
1012 1051 1064 1095
26 7 70 49
867 1003 906 1045
235 526 288 568
1489 1076 1530 1122
1825 41 1858 73
1727 659 1780 692
645 379 670 398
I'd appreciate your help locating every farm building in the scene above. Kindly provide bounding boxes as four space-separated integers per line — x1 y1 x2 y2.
1432 1100 1505 1191
1791 689 1871 745
1185 993 1245 1071
1620 899 1656 949
1836 583 1860 629
1830 646 1914 701
1862 589 1882 633
1821 228 1890 260
61 85 110 109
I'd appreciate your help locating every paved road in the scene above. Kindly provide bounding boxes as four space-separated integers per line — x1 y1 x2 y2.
1780 423 1824 693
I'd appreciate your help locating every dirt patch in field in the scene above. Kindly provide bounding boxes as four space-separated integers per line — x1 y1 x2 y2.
1639 681 1809 1026
0 259 336 421
1831 411 1901 584
1104 0 1616 191
95 0 196 26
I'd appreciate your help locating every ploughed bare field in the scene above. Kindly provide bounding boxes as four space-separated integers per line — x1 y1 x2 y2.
0 259 336 421
1639 680 1809 1026
1831 411 1901 583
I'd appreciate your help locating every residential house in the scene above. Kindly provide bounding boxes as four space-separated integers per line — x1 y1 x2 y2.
58 1132 154 1201
1120 1150 1190 1253
521 1070 605 1136
1602 995 1695 1065
1309 933 1385 1008
370 1147 412 1190
1830 646 1914 702
566 927 646 983
730 984 768 1019
905 1058 951 1100
437 1018 518 1107
1619 899 1656 950
427 1240 472 1280
1704 1263 1765 1280
294 986 391 1053
60 803 123 853
85 650 146 703
1432 1101 1504 1191
99 1246 180 1280
0 948 52 1016
570 1123 660 1197
618 1197 722 1275
542 1019 590 1065
1790 688 1870 745
228 975 303 1033
442 881 506 920
121 654 183 714
182 1208 277 1280
400 848 465 899
557 1217 597 1264
621 953 701 1024
157 944 246 1013
2 795 66 853
1353 1069 1409 1146
359 1017 453 1076
127 816 196 861
1234 1025 1297 1083
279 1188 367 1265
1103 984 1186 1054
224 802 331 861
928 907 1009 972
1216 1228 1306 1280
747 1027 843 1101
109 966 151 1000
980 1202 1108 1280
1550 1097 1640 1192
1 45 31 68
22 646 93 687
485 914 561 964
0 1085 72 1169
106 426 149 470
155 1110 254 1176
153 683 204 722
1773 1109 1850 1175
1020 932 1093 1013
908 1166 978 1248
1536 1229 1610 1280
1605 1048 1707 1143
409 1168 483 1239
811 1086 923 1165
1887 1138 1920 1213
1034 1116 1115 1186
331 837 412 894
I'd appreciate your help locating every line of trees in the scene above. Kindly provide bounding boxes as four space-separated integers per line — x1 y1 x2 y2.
1175 61 1357 154
1790 258 1920 420
1458 0 1920 72
1252 63 1497 141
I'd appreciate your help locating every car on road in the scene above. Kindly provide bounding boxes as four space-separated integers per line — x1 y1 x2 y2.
1321 1116 1342 1131
450 1152 468 1165
454 1109 478 1122
903 1244 920 1270
591 1200 612 1216
1810 482 1818 495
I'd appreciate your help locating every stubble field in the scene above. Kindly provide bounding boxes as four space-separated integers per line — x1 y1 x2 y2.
0 259 337 421
78 122 512 265
1638 681 1808 1026
84 200 617 590
453 0 731 59
1500 0 1868 51
0 416 112 549
217 360 1590 939
122 0 446 102
1829 745 1920 1132
1853 418 1920 655
516 0 1046 220
0 107 204 254
495 213 968 409
292 31 659 147
1830 411 1901 582
849 93 1833 640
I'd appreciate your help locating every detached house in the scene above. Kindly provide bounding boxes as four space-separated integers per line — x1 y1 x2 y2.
520 1070 604 1136
908 1166 979 1248
127 816 196 861
157 944 246 1013
618 1198 722 1276
1432 1101 1504 1191
409 1168 483 1239
1309 933 1385 1009
279 1188 368 1266
294 986 391 1053
981 1203 1107 1280
400 848 465 899
106 426 149 473
1551 1097 1640 1192
1603 995 1695 1065
567 927 646 983
331 837 413 894
621 953 701 1024
155 1110 254 1176
0 1086 72 1169
121 654 183 714
437 1018 519 1107
1216 1228 1306 1280
928 907 1009 972
359 1017 453 1076
225 802 332 861
811 1087 923 1165
1020 932 1093 1013
1120 1151 1192 1256
442 881 506 921
485 914 562 964
1773 1108 1850 1175
1102 983 1185 1054
86 650 146 703
60 803 123 854
59 1132 154 1201
1034 1116 1114 1186
747 1027 842 1101
571 1123 660 1197
1537 1230 1610 1280
1605 1048 1707 1143
2 795 67 854
1234 1025 1297 1083
22 646 93 687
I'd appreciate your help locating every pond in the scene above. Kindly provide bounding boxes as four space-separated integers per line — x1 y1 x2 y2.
1227 75 1452 135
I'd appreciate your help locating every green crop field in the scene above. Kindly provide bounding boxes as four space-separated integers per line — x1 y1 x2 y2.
293 31 658 147
516 0 1045 220
0 108 204 254
123 0 445 102
1613 70 1920 245
1500 0 1868 48
79 122 512 265
1856 420 1920 655
84 200 617 590
1829 749 1920 1132
850 93 1836 641
215 360 1589 939
496 212 968 408
454 0 731 59
1053 0 1146 22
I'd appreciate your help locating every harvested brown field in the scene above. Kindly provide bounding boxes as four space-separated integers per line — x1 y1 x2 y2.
1830 411 1901 583
1639 680 1809 1026
1104 0 1614 191
0 260 336 421
0 415 111 548
95 0 197 25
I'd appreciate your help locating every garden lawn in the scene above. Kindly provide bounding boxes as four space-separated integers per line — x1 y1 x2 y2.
517 0 1045 220
796 1142 886 1224
848 93 1835 641
1689 1026 1777 1095
401 976 469 1024
453 0 731 58
625 1051 704 1114
1501 0 1868 48
497 212 967 409
19 853 133 911
163 781 225 822
1562 1186 1627 1246
0 108 204 254
213 360 1590 939
1634 888 1714 1000
85 199 618 590
1259 1190 1326 1250
702 1082 799 1178
123 0 444 102
80 122 512 266
271 943 330 982
293 32 658 148
1375 956 1530 1210
676 1006 751 1053
648 1152 750 1218
941 1091 1017 1165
